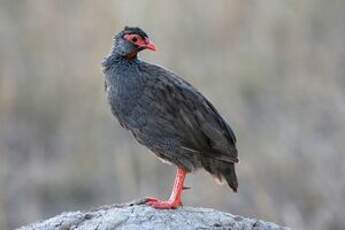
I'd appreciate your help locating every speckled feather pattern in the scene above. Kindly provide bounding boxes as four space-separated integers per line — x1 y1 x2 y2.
103 45 239 191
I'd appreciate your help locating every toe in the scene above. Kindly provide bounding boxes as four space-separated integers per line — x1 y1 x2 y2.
146 200 182 209
145 197 159 202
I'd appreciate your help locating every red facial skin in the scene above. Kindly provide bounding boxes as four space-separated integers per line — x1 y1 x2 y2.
124 34 157 51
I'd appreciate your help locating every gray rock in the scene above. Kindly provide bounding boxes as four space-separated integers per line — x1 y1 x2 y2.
17 199 290 230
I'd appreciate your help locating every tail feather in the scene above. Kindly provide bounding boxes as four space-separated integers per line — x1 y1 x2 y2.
201 158 238 192
222 163 238 192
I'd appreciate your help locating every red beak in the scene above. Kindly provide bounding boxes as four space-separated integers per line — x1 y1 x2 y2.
143 38 157 51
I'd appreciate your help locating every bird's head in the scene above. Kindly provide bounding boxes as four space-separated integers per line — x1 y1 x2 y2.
113 26 157 59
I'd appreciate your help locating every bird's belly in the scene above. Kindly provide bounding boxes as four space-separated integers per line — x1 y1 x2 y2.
107 87 202 171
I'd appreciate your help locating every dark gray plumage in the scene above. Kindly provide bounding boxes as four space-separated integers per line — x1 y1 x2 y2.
103 27 239 192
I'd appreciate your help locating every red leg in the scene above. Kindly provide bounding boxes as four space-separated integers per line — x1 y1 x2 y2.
146 167 187 209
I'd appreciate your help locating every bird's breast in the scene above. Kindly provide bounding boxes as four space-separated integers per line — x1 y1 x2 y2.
106 73 146 128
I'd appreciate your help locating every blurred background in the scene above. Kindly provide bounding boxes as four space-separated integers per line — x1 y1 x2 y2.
1 0 345 229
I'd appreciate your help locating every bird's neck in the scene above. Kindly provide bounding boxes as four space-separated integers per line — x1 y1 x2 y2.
102 51 140 72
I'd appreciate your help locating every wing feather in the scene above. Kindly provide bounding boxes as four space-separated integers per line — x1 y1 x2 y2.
139 63 239 163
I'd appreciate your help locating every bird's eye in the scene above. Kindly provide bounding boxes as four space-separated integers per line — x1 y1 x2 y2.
131 37 138 42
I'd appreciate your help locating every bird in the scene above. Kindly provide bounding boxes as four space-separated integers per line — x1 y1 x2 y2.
102 26 239 209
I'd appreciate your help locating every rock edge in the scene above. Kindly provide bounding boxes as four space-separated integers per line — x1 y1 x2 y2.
17 199 290 230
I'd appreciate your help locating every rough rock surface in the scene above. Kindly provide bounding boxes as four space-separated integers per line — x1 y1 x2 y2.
17 199 290 230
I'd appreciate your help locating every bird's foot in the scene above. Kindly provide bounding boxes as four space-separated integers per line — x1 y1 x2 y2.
145 197 182 209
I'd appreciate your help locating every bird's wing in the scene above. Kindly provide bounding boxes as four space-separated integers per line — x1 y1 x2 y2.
139 63 238 163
